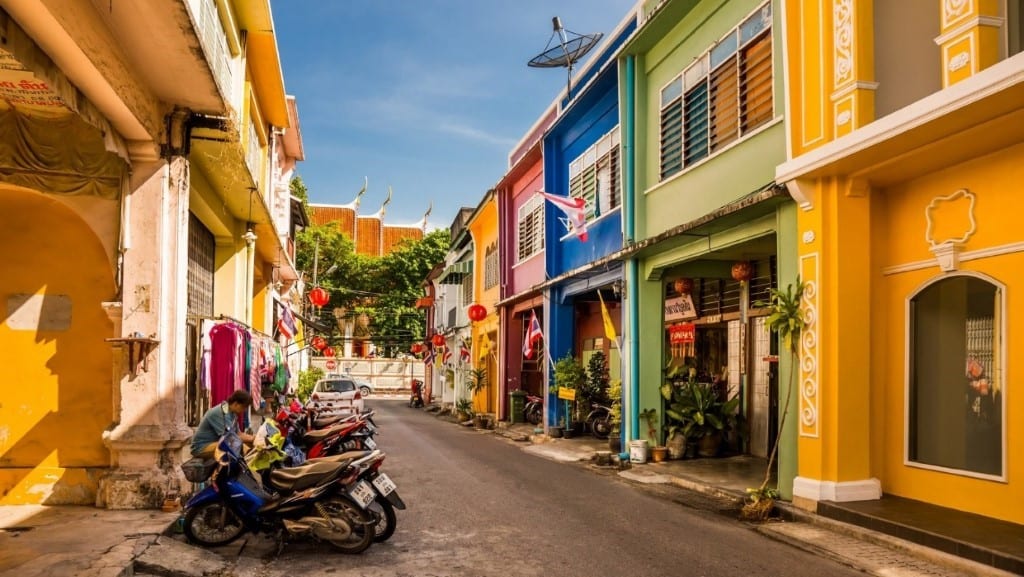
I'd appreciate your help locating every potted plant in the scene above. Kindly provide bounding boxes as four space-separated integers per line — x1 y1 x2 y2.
455 397 473 422
662 378 740 458
640 408 667 462
551 353 586 436
742 279 806 522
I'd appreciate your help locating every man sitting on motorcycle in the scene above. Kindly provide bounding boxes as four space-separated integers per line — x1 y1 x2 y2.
191 389 256 458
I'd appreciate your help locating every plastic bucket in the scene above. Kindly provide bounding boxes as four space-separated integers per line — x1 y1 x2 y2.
628 440 649 463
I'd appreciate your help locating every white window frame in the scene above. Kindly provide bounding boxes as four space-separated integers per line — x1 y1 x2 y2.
517 194 544 263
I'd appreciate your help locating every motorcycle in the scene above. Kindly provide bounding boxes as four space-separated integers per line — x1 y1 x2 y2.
330 449 406 542
585 402 613 439
523 394 543 425
180 432 376 554
408 379 424 408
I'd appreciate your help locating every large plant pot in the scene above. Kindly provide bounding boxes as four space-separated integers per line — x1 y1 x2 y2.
666 432 687 460
548 426 564 438
697 432 723 457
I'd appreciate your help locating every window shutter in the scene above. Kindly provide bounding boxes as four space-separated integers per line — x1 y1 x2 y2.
683 82 709 166
660 97 683 179
740 32 773 134
710 58 739 151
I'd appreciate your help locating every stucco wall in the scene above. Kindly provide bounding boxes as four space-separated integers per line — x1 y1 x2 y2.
0 188 116 504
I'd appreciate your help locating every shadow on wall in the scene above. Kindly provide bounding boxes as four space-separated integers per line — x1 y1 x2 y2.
0 187 129 504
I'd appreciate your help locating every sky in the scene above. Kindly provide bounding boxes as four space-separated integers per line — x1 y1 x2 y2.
272 1 638 230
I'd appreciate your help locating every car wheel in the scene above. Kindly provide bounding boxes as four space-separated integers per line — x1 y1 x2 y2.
359 386 371 397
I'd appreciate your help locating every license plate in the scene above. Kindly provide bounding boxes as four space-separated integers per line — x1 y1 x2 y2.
371 473 396 496
364 437 377 449
348 480 375 508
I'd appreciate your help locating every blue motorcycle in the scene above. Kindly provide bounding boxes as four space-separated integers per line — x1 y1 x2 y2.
181 433 376 554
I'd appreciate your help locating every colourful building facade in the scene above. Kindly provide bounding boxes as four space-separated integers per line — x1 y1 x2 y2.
467 192 500 415
777 0 1024 523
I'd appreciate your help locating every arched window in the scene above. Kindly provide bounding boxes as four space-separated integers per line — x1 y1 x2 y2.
908 274 1003 478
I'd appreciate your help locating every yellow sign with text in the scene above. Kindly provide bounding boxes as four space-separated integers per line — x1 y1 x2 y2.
557 387 576 401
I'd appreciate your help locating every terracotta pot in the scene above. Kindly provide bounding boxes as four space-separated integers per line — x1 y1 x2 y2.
697 432 723 457
650 446 669 462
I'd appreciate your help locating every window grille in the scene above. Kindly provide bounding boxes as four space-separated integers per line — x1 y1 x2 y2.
568 126 621 220
658 2 773 180
484 244 498 289
517 194 544 262
186 214 215 425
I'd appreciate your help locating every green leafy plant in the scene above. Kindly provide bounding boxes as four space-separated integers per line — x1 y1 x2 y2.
468 366 488 395
583 351 609 405
455 397 473 419
640 408 659 445
607 379 622 431
551 353 586 394
744 278 806 520
296 367 325 403
661 379 740 441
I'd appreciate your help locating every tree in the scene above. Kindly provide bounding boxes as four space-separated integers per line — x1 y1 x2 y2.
291 180 450 355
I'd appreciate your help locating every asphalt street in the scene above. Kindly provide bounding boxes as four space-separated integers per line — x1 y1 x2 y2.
178 398 866 577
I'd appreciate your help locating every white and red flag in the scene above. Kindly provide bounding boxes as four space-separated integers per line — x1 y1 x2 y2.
523 310 544 359
538 190 588 242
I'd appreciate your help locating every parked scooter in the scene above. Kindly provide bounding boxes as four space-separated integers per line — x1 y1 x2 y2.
585 402 613 439
180 432 376 554
408 379 424 408
523 394 543 425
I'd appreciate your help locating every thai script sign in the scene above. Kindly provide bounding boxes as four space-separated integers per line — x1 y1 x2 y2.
665 294 697 322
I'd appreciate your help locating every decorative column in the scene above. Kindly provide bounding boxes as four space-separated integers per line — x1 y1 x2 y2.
937 0 1004 87
97 152 193 509
831 0 877 138
792 177 880 508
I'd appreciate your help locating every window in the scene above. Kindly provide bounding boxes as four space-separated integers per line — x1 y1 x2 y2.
569 126 621 220
659 2 773 180
517 194 544 262
1007 0 1024 57
909 275 1003 478
246 118 262 187
461 272 473 309
484 243 498 289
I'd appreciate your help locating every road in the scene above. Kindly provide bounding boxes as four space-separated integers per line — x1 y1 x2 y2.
222 398 864 577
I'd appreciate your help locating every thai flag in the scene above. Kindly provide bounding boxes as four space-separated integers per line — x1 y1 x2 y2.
538 190 588 242
523 310 543 359
442 347 452 365
459 340 471 363
277 303 297 340
424 347 435 367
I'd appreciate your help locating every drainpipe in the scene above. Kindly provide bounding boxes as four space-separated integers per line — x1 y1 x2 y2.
624 55 640 442
243 227 257 325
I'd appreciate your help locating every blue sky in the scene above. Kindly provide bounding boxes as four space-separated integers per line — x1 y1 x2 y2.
273 1 637 230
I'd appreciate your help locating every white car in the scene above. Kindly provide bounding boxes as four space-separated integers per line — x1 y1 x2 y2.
324 373 374 397
307 376 365 413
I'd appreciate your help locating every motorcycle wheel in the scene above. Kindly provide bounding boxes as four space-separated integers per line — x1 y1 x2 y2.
525 405 542 425
319 496 375 554
183 502 246 547
369 497 396 542
591 414 612 439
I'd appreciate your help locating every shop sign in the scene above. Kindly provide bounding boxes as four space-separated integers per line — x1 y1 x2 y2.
669 323 696 344
664 294 697 322
557 387 576 401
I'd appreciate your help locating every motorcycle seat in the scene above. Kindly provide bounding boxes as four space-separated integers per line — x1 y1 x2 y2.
267 460 345 492
302 422 354 442
305 450 368 465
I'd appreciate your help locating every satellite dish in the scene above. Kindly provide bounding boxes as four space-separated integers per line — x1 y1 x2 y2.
528 17 603 97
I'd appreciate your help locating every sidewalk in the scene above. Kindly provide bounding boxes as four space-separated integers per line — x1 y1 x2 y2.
493 420 1023 577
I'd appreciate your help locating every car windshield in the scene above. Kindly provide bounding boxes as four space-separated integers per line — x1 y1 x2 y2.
319 380 354 393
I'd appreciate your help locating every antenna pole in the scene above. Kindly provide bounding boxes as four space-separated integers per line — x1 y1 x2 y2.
553 17 573 97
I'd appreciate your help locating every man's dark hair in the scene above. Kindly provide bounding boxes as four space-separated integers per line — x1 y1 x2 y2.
227 390 252 407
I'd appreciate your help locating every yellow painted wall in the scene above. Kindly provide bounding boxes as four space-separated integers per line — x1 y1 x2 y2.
873 144 1024 524
468 195 499 413
0 188 115 504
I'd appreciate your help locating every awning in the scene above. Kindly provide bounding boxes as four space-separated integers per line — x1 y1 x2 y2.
437 260 473 284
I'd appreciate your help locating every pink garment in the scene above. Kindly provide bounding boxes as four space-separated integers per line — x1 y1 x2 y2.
209 323 245 405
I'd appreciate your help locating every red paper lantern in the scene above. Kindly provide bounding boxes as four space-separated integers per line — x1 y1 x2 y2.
467 303 487 322
731 261 753 282
309 286 330 308
410 342 424 354
310 335 327 351
431 333 445 347
673 278 693 295
323 346 335 358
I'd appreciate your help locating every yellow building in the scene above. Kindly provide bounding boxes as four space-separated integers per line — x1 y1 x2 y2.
777 0 1023 524
467 190 500 415
0 0 301 508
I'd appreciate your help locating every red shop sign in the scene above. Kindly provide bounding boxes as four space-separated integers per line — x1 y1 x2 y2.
669 323 696 344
